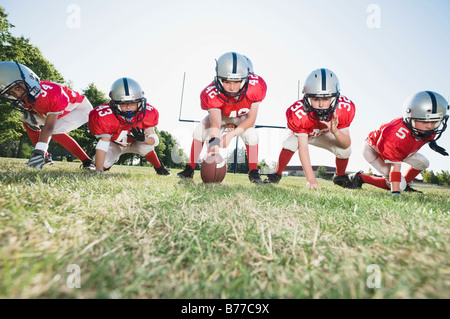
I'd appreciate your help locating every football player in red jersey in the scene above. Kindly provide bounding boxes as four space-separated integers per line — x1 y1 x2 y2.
0 61 95 169
264 68 356 190
88 77 169 175
176 52 267 183
349 91 448 196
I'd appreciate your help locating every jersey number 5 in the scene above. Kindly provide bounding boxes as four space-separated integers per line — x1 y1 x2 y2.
396 127 409 139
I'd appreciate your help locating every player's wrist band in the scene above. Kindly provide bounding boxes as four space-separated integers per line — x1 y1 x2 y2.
389 171 402 182
35 142 48 153
208 137 220 148
96 139 110 152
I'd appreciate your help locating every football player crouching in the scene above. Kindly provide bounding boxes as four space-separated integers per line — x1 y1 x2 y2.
349 91 448 196
176 52 267 183
0 61 95 169
264 68 356 190
88 77 170 175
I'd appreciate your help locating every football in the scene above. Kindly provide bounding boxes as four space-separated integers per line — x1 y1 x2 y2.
200 152 227 183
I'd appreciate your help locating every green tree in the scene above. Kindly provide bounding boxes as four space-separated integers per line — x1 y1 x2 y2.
422 169 440 185
0 6 65 158
317 166 328 179
437 170 450 186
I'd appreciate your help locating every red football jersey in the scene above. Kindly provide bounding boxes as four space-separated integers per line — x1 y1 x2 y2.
26 81 85 118
286 96 356 138
88 103 159 147
367 117 431 162
200 74 267 117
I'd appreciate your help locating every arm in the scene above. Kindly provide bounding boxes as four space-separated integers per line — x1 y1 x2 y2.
208 108 222 153
221 102 259 148
95 137 110 171
38 113 58 145
27 113 58 168
321 114 351 149
144 128 158 146
297 135 319 190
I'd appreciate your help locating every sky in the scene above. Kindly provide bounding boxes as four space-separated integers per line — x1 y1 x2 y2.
2 0 450 175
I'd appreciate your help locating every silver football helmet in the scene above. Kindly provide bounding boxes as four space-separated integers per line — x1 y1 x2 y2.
0 61 41 111
302 68 340 121
109 77 147 124
403 91 449 141
243 55 254 74
214 52 249 103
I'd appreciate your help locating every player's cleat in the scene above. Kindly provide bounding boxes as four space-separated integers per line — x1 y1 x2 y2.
248 169 263 183
348 171 364 189
44 153 54 165
81 159 95 171
332 173 353 188
263 173 282 184
155 164 170 176
176 164 194 178
404 184 423 194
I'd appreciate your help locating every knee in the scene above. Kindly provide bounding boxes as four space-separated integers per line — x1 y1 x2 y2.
192 123 206 141
241 128 259 146
335 146 352 159
282 135 299 152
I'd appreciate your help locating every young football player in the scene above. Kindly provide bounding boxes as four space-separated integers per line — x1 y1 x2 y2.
349 91 448 196
176 52 267 183
0 61 95 169
264 68 356 190
88 77 170 175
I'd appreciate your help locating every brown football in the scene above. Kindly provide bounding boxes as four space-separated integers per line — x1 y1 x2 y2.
200 152 227 183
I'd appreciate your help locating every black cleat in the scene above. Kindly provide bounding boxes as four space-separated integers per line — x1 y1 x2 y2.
263 173 282 184
348 171 364 189
81 159 95 171
404 184 423 194
248 169 263 183
155 164 170 176
176 164 194 178
332 173 353 188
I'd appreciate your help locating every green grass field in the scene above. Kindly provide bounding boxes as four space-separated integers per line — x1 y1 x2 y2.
0 158 449 299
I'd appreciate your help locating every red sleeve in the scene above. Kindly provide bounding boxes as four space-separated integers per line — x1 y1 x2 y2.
335 96 356 130
33 81 69 115
246 74 267 103
88 104 119 137
286 100 314 134
200 82 224 111
142 104 159 127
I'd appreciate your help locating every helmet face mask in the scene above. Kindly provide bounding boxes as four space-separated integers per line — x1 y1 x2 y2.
214 52 249 104
109 77 147 124
402 91 449 141
302 68 340 122
0 61 41 112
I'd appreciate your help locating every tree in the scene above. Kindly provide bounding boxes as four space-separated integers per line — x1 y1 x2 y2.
437 170 450 186
0 6 65 158
317 166 328 179
422 169 440 185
